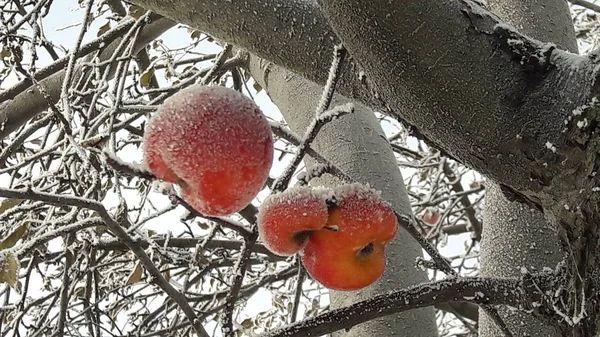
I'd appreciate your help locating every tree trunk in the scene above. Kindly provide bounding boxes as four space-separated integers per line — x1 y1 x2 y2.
247 57 439 337
480 185 562 337
479 1 577 336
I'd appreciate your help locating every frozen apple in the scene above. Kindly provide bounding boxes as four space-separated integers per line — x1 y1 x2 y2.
300 183 398 290
257 186 330 256
143 85 274 216
422 208 440 225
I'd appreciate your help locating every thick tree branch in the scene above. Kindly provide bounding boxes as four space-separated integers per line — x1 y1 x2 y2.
124 1 600 215
261 276 542 337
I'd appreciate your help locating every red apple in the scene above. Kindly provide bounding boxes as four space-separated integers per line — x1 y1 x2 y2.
143 85 273 216
300 183 398 290
422 208 440 225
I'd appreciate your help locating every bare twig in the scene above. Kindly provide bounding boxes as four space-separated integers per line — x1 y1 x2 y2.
271 45 350 192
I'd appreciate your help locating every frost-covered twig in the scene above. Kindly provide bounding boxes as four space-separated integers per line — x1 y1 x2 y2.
53 233 74 337
271 45 350 192
221 234 258 337
569 0 600 13
271 103 353 192
201 44 233 85
60 0 94 121
315 44 347 116
269 122 354 183
397 214 455 275
0 187 210 337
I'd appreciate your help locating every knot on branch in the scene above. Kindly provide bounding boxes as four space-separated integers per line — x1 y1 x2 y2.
460 0 503 35
494 25 556 76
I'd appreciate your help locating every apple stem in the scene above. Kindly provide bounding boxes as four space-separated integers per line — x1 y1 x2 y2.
325 196 338 210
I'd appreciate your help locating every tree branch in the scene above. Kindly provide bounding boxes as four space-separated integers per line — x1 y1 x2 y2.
125 0 600 218
569 0 600 13
261 276 532 337
92 237 285 260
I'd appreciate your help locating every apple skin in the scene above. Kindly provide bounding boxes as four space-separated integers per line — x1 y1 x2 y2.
143 85 274 216
300 183 398 290
142 112 181 184
257 187 330 256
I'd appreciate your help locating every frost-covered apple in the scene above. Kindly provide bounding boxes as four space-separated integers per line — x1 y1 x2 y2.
422 208 440 225
257 186 329 256
143 85 274 216
300 183 398 290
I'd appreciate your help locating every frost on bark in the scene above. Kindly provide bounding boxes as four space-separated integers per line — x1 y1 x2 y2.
479 1 579 336
480 185 562 337
247 56 439 337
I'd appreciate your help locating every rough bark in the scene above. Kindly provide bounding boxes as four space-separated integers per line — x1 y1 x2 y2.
247 57 438 336
479 2 579 336
481 185 563 337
